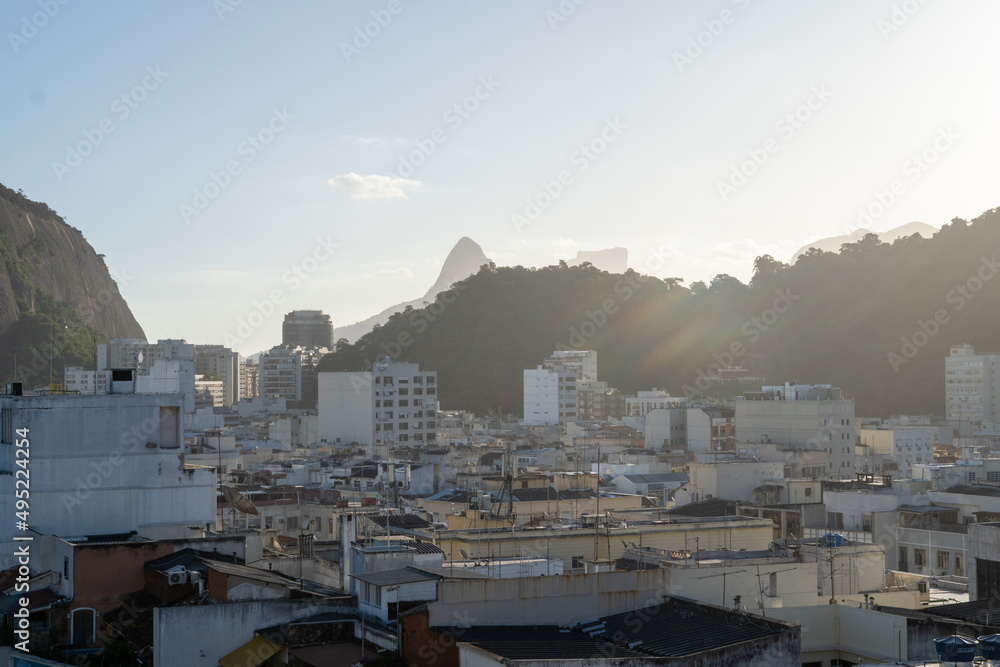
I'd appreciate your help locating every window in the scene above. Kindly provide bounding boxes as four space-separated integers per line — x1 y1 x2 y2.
988 471 1000 482
969 471 977 483
828 512 844 530
899 546 908 567
398 388 409 395
938 551 951 569
571 556 585 570
956 553 964 576
915 548 926 567
399 400 409 407
1 408 11 444
287 516 299 530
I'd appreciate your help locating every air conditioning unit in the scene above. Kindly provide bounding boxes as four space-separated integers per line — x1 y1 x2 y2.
168 569 189 586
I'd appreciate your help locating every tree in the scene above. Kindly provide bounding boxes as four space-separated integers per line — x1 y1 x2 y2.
708 273 746 293
750 255 787 288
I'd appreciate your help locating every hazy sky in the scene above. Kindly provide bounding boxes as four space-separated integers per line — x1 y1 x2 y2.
3 1 999 355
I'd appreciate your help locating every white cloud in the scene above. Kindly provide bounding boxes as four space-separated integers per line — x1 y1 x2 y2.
376 267 415 280
328 172 420 199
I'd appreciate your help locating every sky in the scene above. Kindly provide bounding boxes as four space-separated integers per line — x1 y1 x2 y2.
3 1 999 356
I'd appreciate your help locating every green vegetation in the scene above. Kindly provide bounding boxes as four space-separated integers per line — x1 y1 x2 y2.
318 207 1000 418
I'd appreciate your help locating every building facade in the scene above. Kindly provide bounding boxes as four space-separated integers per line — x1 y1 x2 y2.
282 310 334 349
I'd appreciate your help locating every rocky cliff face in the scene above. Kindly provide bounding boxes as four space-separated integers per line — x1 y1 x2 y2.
334 237 489 343
0 185 145 379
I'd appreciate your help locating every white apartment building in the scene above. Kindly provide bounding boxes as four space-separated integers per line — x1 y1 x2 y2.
318 358 438 454
857 427 935 479
63 366 106 395
736 382 856 480
625 389 681 417
0 391 215 569
946 343 1000 426
544 350 597 383
194 344 244 407
523 366 578 426
258 346 304 403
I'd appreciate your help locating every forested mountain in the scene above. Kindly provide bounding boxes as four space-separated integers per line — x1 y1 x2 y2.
0 184 145 386
317 207 1000 418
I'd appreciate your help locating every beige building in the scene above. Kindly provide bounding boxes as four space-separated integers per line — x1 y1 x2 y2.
434 515 774 572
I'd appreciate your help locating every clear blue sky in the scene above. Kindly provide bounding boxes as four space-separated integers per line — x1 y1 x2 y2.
3 1 998 354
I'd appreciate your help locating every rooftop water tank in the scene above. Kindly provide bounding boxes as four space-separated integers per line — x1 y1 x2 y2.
979 634 1000 660
821 533 842 547
934 635 978 663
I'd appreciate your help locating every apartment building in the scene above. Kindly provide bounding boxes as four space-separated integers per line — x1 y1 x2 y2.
318 358 438 454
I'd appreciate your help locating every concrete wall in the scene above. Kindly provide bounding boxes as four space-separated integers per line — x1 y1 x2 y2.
684 461 784 502
770 604 908 663
430 571 671 627
0 394 214 569
152 599 354 667
318 371 373 446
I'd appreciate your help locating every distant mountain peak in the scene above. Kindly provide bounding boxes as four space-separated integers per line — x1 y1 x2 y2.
791 221 937 263
426 237 488 299
334 238 489 343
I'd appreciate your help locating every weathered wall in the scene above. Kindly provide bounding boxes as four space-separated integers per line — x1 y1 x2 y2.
153 599 354 667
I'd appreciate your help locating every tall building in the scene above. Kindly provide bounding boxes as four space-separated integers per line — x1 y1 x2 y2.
945 344 1000 426
544 350 597 383
258 346 304 404
241 361 259 400
282 310 334 349
523 350 599 425
194 344 244 407
736 382 856 480
318 358 438 454
523 365 577 426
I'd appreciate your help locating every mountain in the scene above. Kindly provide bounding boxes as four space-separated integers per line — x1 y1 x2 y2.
334 237 490 343
0 184 145 385
318 207 1000 419
790 222 936 263
568 247 628 273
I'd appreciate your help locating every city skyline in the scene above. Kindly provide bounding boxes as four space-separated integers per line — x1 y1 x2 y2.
4 2 999 355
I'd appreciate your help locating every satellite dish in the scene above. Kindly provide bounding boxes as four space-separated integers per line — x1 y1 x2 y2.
301 519 311 531
221 485 260 515
136 352 144 364
460 549 470 559
621 540 629 549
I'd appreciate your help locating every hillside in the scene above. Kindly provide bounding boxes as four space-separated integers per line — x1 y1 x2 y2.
0 184 146 386
318 207 1000 418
